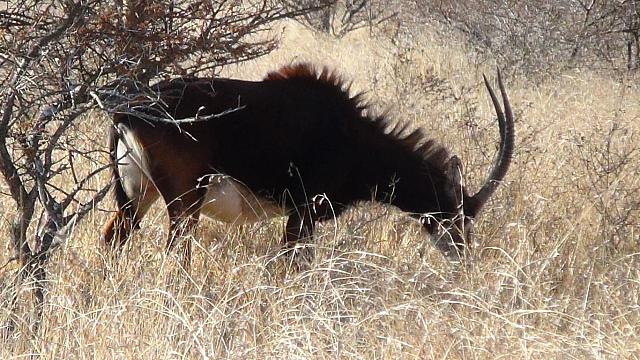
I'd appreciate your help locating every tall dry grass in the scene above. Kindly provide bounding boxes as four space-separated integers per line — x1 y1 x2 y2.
1 21 639 359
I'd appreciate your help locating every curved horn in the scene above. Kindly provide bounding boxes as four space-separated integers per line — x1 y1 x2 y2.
468 70 515 216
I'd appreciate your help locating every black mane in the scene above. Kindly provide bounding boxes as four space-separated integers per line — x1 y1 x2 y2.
265 63 451 178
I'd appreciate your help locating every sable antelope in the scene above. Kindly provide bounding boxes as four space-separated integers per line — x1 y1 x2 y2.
101 63 514 262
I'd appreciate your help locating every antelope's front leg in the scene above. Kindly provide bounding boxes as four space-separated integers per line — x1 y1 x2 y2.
282 203 317 267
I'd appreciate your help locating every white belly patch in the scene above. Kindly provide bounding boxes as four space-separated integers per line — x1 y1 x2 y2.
200 175 283 224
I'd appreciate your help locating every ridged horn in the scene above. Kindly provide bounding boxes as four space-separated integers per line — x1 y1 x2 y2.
468 70 515 216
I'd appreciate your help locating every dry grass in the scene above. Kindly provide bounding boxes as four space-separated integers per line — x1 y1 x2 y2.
1 21 639 359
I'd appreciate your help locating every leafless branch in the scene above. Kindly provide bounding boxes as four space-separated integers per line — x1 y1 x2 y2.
1 0 322 334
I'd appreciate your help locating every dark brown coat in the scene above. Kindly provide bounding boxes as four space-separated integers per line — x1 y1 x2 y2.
101 63 514 261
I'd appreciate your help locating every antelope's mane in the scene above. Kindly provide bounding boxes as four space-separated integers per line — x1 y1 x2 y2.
266 62 451 173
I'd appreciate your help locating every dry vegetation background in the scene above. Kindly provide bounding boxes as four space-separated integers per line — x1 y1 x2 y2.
1 3 640 359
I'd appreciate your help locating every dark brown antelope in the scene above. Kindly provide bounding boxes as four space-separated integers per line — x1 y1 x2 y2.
101 63 514 263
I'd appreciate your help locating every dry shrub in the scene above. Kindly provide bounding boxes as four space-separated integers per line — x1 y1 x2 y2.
419 0 640 75
285 0 397 38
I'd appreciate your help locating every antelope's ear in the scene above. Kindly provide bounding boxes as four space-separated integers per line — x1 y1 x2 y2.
446 156 463 188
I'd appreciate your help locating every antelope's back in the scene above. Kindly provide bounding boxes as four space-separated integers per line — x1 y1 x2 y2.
115 73 365 206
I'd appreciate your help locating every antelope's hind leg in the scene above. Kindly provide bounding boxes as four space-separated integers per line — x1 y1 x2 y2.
101 146 160 251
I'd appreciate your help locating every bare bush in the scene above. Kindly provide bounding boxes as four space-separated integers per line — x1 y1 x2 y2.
420 0 640 74
286 0 396 37
571 120 640 250
0 0 319 335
